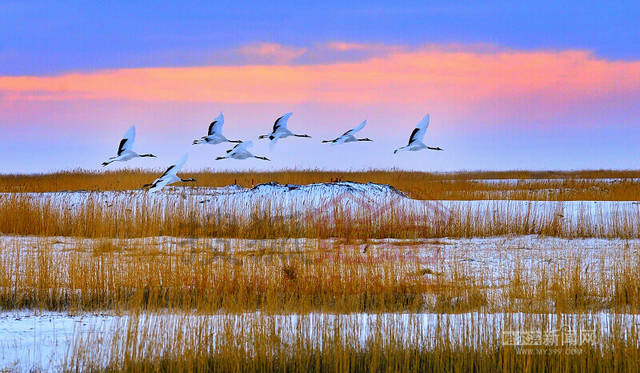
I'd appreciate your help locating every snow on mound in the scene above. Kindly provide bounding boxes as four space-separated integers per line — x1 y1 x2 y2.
224 181 406 205
251 181 406 198
192 181 407 200
1 181 432 221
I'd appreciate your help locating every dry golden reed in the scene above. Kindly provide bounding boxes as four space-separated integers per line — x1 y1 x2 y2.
2 238 639 314
65 311 640 373
0 239 431 313
3 168 640 200
1 191 639 239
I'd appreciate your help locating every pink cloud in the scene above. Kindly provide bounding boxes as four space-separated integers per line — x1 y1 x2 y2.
237 42 307 64
326 42 373 51
324 41 401 53
1 45 639 121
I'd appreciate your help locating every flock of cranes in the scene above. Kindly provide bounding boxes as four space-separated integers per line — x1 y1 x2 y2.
102 112 443 192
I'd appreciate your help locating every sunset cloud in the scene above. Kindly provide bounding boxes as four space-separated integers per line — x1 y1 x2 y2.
1 45 639 118
237 43 307 64
324 41 402 53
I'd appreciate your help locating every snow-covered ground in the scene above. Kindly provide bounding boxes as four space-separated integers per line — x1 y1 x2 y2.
2 234 637 284
1 234 638 288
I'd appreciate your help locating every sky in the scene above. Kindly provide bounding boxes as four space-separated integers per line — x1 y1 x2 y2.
1 1 640 174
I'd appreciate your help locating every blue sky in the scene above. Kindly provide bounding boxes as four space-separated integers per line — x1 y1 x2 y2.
1 1 639 173
2 1 639 75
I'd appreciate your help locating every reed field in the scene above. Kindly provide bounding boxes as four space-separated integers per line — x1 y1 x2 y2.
1 181 640 240
64 310 639 372
3 168 640 200
1 170 639 372
1 236 639 314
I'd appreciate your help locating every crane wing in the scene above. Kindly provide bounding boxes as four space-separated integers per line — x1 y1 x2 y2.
227 140 252 153
342 120 366 137
208 112 224 135
407 114 429 145
160 154 188 178
117 125 136 156
272 112 293 132
269 137 279 152
237 140 253 150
